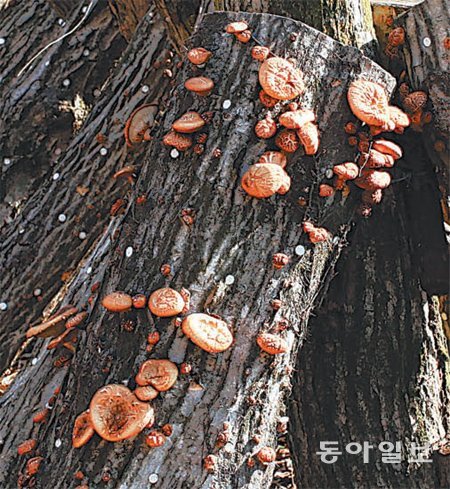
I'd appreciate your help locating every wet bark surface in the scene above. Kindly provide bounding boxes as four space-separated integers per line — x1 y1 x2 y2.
0 2 172 372
0 11 395 489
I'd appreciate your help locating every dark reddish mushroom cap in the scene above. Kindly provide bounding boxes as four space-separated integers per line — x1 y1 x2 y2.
162 130 193 151
172 111 205 134
72 410 95 448
124 104 157 147
187 47 212 65
89 384 155 442
184 77 214 96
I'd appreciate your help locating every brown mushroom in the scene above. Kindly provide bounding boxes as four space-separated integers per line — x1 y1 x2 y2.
259 57 305 100
297 122 319 155
172 111 205 133
47 328 78 351
148 288 185 317
279 109 315 129
187 47 212 66
184 76 214 96
402 91 427 114
347 80 389 126
134 385 159 402
135 359 178 391
257 447 276 464
251 46 270 62
113 165 136 184
257 151 287 168
162 130 192 151
72 410 95 448
101 291 133 313
302 221 331 244
258 90 278 108
26 306 78 339
236 29 252 43
354 169 392 190
388 106 410 129
225 21 248 34
388 27 405 46
124 104 157 147
277 173 291 195
65 311 88 329
241 163 287 198
333 162 359 189
132 294 147 309
372 139 403 160
358 149 394 169
145 430 166 448
182 313 233 353
275 129 300 153
257 333 288 354
255 115 277 139
89 384 154 442
319 184 335 197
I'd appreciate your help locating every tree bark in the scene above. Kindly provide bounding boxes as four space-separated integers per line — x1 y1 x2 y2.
0 11 395 489
0 1 172 372
108 0 153 41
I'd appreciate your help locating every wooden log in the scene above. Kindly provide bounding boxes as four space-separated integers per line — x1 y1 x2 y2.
0 11 394 488
108 0 153 41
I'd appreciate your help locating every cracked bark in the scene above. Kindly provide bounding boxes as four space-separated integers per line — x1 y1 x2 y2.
0 10 395 489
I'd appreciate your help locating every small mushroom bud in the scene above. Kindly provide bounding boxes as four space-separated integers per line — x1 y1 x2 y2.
344 122 357 134
145 430 166 448
302 221 332 243
148 288 185 317
275 129 300 153
271 299 282 310
134 385 159 402
319 184 335 197
33 408 49 424
72 410 95 448
347 79 389 126
161 424 173 436
17 439 37 456
225 21 248 33
147 331 160 346
235 29 252 43
358 203 373 217
257 447 276 465
160 263 171 276
132 294 147 309
259 57 305 100
180 362 192 374
388 27 405 47
272 253 290 269
362 189 383 205
259 89 278 108
204 454 218 473
113 165 136 184
257 333 288 355
187 47 212 65
184 76 214 96
26 457 43 476
347 136 358 146
251 46 270 61
255 115 277 139
402 91 427 114
172 111 205 133
102 292 133 312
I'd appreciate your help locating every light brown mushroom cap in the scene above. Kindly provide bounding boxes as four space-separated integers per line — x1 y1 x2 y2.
388 106 410 128
162 130 193 151
72 410 95 448
184 77 214 95
279 109 315 129
257 333 288 354
241 163 286 198
276 173 291 195
333 162 359 180
354 169 392 190
124 104 157 147
259 57 305 101
101 292 133 312
135 359 178 391
182 313 233 353
113 166 136 180
257 151 287 168
225 21 248 34
187 47 212 65
297 122 319 155
372 139 403 160
26 306 78 339
347 80 389 126
148 288 185 317
89 384 154 442
172 111 205 134
134 385 159 402
359 149 394 169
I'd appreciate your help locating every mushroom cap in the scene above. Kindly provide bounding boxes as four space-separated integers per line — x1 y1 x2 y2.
359 149 394 169
187 47 212 65
256 333 288 354
72 410 95 448
241 163 286 198
251 46 270 62
89 384 154 442
148 288 185 317
347 80 389 126
254 116 277 139
388 106 410 128
279 109 315 129
333 162 359 180
297 122 319 155
184 77 214 95
162 130 192 151
225 21 248 33
236 30 252 43
134 385 159 402
172 111 205 134
277 173 291 195
259 57 305 100
362 189 383 205
26 306 78 339
182 313 233 353
145 430 166 448
257 447 276 464
258 90 278 108
135 359 178 391
354 169 392 190
113 166 136 180
257 151 287 168
101 292 132 312
124 104 157 147
372 139 402 160
319 184 335 197
65 311 88 329
275 129 300 153
47 328 78 350
403 91 427 113
308 226 331 243
388 27 405 47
